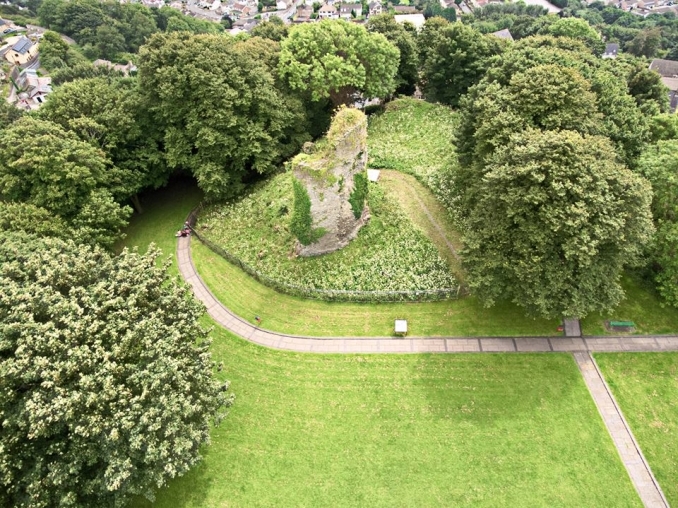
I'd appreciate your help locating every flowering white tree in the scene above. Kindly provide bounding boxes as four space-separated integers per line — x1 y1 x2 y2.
0 233 232 508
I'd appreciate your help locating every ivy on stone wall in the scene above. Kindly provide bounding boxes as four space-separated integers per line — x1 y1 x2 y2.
349 172 368 219
290 178 325 245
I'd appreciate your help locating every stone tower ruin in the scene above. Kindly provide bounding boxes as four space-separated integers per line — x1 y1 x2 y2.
290 107 369 257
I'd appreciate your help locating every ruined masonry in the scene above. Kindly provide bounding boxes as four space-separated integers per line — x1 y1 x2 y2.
291 108 369 256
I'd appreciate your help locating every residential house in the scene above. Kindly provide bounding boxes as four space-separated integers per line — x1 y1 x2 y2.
10 67 51 110
392 5 417 13
318 3 338 18
295 4 314 21
490 28 514 41
394 13 425 28
93 59 138 76
276 0 287 8
4 36 38 66
339 2 362 18
649 58 678 112
368 1 382 16
602 43 619 59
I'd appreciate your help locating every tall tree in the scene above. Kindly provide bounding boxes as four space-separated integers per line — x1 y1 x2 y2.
367 14 419 95
0 117 131 247
279 19 400 106
39 77 168 212
420 22 503 106
139 32 309 200
462 129 653 319
540 17 604 53
0 233 232 508
638 141 678 307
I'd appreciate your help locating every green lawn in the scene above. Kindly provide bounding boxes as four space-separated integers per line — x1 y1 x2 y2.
114 175 202 276
595 353 678 505
122 181 642 507
581 275 678 335
132 331 640 508
192 240 559 336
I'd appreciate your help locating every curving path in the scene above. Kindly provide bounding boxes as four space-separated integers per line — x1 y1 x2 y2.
177 235 678 355
179 234 674 507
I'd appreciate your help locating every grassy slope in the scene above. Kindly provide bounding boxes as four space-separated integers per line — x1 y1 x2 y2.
595 353 678 505
134 331 640 508
380 169 465 280
192 240 559 336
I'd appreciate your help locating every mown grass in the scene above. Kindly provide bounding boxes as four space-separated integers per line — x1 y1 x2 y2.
581 274 678 335
193 239 562 336
595 353 678 505
132 330 640 508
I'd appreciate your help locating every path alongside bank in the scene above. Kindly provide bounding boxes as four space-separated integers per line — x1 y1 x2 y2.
178 236 678 354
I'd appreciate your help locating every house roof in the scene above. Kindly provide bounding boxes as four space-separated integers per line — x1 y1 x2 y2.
649 58 678 77
490 28 514 41
319 3 337 11
340 3 361 12
368 1 380 7
393 4 417 12
604 43 619 56
11 36 33 55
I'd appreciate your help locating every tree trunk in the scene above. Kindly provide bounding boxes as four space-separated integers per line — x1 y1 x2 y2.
131 194 143 214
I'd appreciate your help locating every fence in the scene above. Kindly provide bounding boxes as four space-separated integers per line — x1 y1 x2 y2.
186 206 465 303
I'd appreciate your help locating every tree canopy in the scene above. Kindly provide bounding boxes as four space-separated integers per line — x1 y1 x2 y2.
367 14 419 96
139 32 309 201
420 22 503 106
279 19 400 106
462 129 653 319
0 233 232 507
0 117 131 247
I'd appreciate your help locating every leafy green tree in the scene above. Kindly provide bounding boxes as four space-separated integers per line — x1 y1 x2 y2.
94 23 126 59
0 117 131 247
416 16 448 67
626 27 662 58
0 202 68 239
39 78 169 212
38 31 89 71
367 14 419 95
140 32 309 200
540 17 603 53
0 233 232 508
638 141 678 306
628 64 670 115
420 22 503 106
251 15 289 41
279 19 400 106
462 129 654 319
0 101 24 130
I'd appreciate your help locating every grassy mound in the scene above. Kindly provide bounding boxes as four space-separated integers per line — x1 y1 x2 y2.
197 172 457 293
368 98 458 210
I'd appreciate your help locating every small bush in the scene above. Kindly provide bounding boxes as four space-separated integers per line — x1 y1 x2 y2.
290 178 324 245
349 172 368 218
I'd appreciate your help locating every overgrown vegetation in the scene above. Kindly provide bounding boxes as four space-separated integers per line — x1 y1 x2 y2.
367 98 459 213
197 172 457 292
290 178 324 245
348 172 368 218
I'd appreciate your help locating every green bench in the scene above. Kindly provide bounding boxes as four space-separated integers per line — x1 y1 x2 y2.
609 321 635 328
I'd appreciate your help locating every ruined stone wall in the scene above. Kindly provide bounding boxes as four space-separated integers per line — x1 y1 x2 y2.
291 108 369 257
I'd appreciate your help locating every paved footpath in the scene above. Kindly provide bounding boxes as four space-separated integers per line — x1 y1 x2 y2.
575 352 669 508
179 235 677 507
178 237 678 354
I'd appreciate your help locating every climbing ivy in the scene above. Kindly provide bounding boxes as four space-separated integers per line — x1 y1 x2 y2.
290 178 325 245
348 172 368 219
